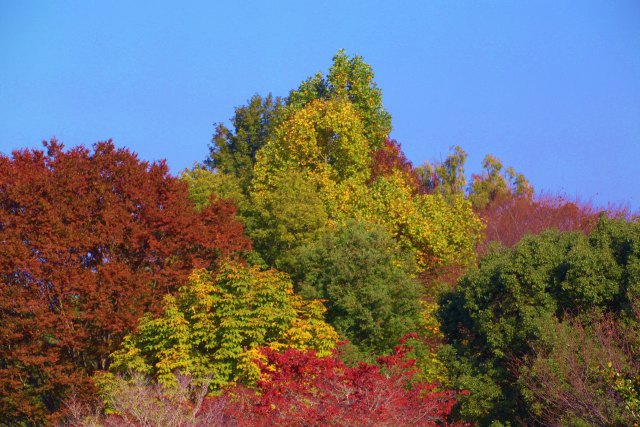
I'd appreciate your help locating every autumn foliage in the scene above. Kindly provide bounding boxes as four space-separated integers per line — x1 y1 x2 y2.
370 137 423 193
68 340 464 427
0 140 249 423
4 50 638 426
232 343 464 427
477 192 598 254
109 261 337 390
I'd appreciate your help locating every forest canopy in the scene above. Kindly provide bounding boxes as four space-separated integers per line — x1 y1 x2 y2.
1 50 637 426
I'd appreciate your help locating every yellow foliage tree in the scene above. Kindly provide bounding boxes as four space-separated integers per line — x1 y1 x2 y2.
109 261 338 390
252 98 483 270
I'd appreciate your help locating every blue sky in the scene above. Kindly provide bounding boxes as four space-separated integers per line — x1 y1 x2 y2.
1 1 639 209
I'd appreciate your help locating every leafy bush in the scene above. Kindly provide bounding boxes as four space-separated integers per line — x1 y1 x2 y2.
520 313 640 425
71 342 463 427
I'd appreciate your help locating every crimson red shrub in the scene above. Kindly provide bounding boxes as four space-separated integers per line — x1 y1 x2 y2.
227 341 465 426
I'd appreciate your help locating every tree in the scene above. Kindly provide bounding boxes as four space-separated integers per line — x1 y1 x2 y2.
0 140 250 424
345 173 482 269
248 169 328 268
476 193 598 255
417 145 468 197
418 149 533 209
468 154 532 210
181 166 327 269
370 137 423 194
205 94 282 191
519 313 640 425
438 216 640 424
288 221 423 357
202 50 390 197
110 261 338 390
201 52 482 273
287 49 392 148
252 98 483 271
181 164 247 212
253 98 372 192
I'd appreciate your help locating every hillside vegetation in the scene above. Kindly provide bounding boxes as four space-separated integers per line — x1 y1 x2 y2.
1 51 637 426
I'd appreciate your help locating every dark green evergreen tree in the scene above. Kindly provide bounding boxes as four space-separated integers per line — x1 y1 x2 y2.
289 221 423 358
205 93 282 191
438 216 640 424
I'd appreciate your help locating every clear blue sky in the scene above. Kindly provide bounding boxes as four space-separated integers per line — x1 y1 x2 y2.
1 1 639 209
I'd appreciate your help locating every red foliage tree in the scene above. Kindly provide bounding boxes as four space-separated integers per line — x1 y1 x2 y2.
476 193 598 255
370 138 423 193
0 140 249 424
228 340 465 426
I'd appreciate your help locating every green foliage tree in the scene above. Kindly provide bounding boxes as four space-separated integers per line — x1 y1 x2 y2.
110 262 338 390
205 94 282 191
468 154 532 209
417 145 468 197
438 216 640 424
181 166 328 270
248 169 328 268
609 370 640 423
181 164 246 211
288 221 423 357
418 148 532 210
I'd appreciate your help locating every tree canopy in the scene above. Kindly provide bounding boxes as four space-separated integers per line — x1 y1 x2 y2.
438 216 640 424
251 96 483 270
0 140 250 424
4 50 635 426
110 261 338 390
287 49 392 148
288 221 423 357
206 94 283 191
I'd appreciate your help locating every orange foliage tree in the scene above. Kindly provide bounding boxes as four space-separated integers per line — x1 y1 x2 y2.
0 140 249 424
